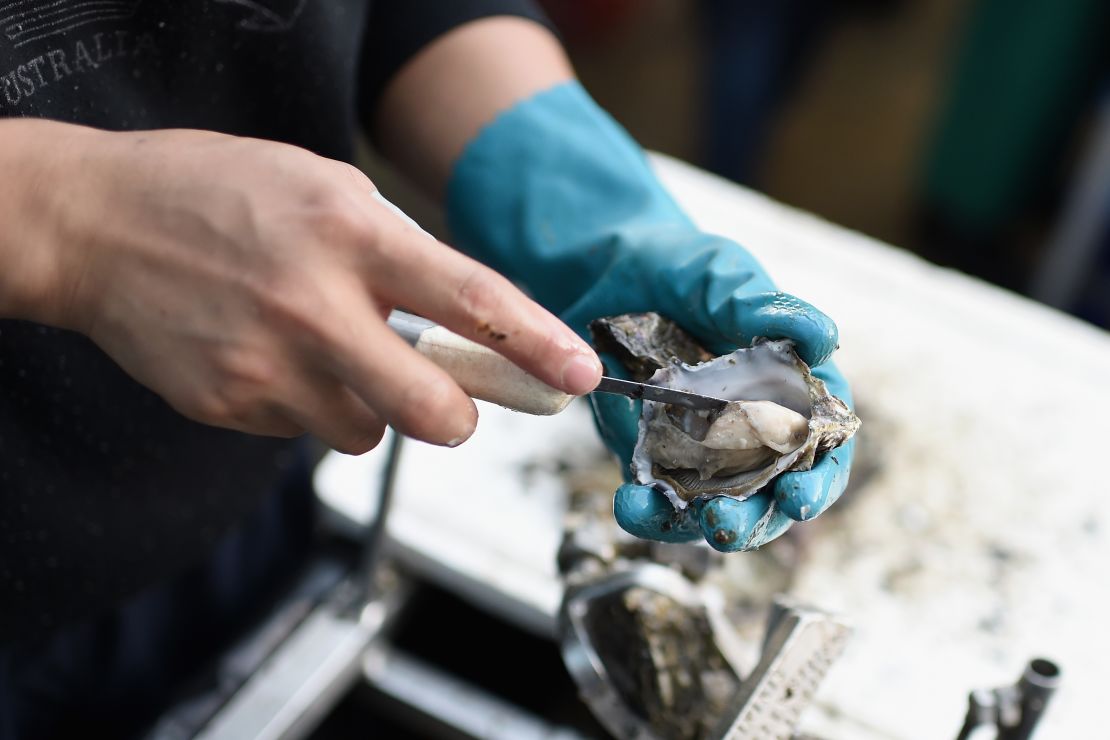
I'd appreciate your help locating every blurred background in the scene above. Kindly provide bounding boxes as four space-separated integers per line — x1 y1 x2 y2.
537 0 1110 327
367 0 1108 326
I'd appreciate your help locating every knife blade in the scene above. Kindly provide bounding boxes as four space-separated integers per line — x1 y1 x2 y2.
385 307 730 416
594 376 729 412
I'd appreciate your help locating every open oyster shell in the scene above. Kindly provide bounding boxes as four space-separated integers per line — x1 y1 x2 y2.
591 313 860 508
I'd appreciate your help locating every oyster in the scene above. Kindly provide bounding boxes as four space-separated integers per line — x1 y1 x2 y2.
591 313 860 507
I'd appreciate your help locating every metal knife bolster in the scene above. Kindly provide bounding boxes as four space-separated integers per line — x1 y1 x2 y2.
594 376 729 412
388 311 434 345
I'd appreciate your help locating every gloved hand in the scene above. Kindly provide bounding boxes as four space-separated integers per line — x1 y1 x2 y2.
447 82 855 551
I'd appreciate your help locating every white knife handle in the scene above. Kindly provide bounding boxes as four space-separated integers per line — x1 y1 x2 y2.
389 312 575 416
369 189 577 418
414 326 575 416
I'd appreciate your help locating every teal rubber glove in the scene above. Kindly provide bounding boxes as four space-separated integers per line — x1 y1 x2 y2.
447 82 854 551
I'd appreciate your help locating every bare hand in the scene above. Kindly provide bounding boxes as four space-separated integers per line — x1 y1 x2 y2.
29 126 601 453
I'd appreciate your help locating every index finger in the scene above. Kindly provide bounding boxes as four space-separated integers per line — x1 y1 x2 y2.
360 195 603 395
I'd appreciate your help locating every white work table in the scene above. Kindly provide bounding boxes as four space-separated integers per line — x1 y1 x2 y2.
317 155 1110 738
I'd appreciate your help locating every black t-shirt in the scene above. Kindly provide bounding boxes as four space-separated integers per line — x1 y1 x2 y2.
0 0 545 637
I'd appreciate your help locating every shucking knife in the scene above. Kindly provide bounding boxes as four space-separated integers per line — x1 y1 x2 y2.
387 310 729 416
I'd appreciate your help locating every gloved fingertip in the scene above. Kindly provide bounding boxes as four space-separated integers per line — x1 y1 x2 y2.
790 303 839 368
697 493 792 552
614 484 699 543
730 292 839 367
774 440 854 521
697 497 744 551
773 473 824 521
749 510 795 549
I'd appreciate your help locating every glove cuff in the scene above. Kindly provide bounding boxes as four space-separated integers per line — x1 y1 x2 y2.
446 80 692 314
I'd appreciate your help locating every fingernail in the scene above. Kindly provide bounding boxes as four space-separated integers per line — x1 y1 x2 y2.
560 352 603 395
442 414 477 448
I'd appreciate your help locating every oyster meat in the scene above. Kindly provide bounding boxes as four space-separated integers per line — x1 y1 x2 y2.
591 313 860 507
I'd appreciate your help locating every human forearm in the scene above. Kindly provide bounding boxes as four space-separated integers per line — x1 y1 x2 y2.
372 16 573 198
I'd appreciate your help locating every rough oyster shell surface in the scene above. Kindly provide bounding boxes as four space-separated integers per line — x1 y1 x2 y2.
591 314 860 508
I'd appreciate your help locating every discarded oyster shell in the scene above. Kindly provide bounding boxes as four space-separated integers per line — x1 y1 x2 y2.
591 313 860 507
